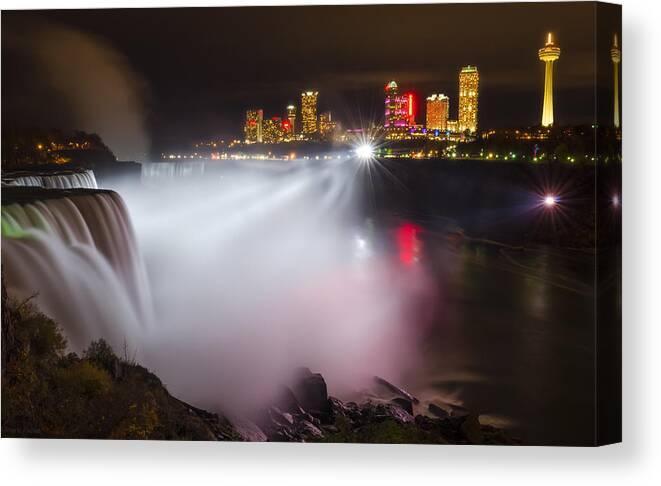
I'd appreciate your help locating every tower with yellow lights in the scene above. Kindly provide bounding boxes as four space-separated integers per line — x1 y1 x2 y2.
458 66 479 134
301 91 318 136
610 34 621 128
538 32 561 127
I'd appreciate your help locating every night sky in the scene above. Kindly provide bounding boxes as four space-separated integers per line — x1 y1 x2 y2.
2 2 621 159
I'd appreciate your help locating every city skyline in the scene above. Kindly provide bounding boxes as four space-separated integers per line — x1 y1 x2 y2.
2 3 621 158
237 31 621 148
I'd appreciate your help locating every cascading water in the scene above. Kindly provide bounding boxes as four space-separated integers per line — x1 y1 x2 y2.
2 159 433 414
2 188 152 352
119 160 434 412
2 169 98 189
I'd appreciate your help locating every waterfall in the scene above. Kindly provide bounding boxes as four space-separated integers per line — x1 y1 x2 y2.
2 160 432 413
2 189 152 352
2 169 98 189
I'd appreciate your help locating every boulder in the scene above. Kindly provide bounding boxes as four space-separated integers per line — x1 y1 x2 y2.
258 405 326 442
228 417 268 442
391 397 414 415
428 403 450 419
448 404 470 419
269 407 294 426
296 419 324 440
373 376 420 404
293 367 331 420
383 403 415 424
359 400 414 425
274 385 305 414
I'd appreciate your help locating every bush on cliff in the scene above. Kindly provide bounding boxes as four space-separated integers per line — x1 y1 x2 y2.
1 296 240 440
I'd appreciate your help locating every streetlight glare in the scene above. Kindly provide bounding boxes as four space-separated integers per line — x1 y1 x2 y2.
544 195 557 207
355 144 374 160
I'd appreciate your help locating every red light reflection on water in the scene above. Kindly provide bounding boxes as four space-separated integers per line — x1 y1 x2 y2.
396 223 421 265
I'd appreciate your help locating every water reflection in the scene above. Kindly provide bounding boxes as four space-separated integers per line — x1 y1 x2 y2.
362 219 595 445
396 222 421 265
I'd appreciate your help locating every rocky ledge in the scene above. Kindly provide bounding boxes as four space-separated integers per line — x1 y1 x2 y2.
243 367 520 445
2 281 518 444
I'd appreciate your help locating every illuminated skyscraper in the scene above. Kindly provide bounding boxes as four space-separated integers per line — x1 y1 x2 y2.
407 92 416 126
384 80 409 130
244 109 263 143
301 91 318 136
426 94 449 131
262 117 286 144
319 111 335 136
610 34 621 128
538 32 561 127
282 117 293 141
458 66 479 133
286 105 297 135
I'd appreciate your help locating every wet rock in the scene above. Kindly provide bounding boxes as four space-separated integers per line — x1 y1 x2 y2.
449 404 470 419
293 367 331 420
428 400 470 419
258 405 326 442
359 400 414 425
275 385 305 414
329 396 348 417
381 402 415 424
428 403 450 419
296 419 324 440
249 372 514 444
231 417 268 442
392 397 414 415
273 408 295 426
328 396 362 426
373 376 420 404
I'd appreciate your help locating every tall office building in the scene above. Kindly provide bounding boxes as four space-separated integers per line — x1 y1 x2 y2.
610 34 621 128
244 109 263 143
458 66 479 133
301 91 318 136
384 80 409 129
319 111 335 136
262 117 286 144
286 105 297 135
538 32 561 127
426 94 450 131
407 92 416 126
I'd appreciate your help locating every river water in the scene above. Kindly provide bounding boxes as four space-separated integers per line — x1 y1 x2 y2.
376 220 595 445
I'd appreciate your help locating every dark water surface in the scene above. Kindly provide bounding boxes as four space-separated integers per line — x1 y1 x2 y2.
376 218 595 445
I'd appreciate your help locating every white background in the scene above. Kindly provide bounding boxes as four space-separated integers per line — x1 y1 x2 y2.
1 0 659 484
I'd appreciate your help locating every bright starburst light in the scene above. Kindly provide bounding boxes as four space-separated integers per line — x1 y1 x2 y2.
355 144 375 160
544 195 557 207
